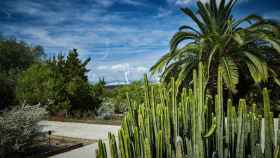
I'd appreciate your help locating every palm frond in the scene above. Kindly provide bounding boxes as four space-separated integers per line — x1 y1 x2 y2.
206 45 219 81
197 1 214 30
268 68 280 86
220 57 239 93
150 52 172 74
180 8 206 33
151 42 201 75
233 32 244 45
264 37 280 53
170 31 197 53
179 25 201 35
244 52 268 82
233 14 264 29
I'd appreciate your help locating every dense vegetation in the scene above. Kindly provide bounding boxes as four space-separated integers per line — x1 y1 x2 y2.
0 36 148 119
0 38 44 110
97 63 280 158
0 37 105 116
102 81 145 114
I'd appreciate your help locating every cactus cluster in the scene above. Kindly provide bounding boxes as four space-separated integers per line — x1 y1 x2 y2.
96 63 280 158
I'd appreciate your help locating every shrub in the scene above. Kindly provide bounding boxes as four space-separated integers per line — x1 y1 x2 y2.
113 101 127 114
97 98 115 120
97 63 280 158
0 104 47 157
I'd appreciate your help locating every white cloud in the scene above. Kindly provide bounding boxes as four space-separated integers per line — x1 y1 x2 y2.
111 63 129 71
95 0 115 7
21 27 85 51
135 66 148 73
263 11 280 20
120 0 146 6
155 7 173 18
169 0 246 7
96 65 109 70
92 0 145 7
10 1 43 15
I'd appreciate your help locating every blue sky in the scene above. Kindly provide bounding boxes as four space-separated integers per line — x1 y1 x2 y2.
0 0 279 84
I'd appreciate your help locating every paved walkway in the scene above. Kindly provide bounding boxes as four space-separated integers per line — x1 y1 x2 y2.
39 121 120 158
39 119 279 158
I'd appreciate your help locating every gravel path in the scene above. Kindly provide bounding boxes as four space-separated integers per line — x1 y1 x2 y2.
39 121 120 158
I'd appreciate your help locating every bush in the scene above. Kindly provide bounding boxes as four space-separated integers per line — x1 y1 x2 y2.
113 101 127 114
97 98 114 120
0 104 47 157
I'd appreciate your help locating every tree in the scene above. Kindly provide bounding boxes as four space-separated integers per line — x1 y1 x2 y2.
0 38 45 109
48 49 96 115
90 78 106 103
16 64 70 115
151 0 280 97
0 38 44 74
63 49 90 82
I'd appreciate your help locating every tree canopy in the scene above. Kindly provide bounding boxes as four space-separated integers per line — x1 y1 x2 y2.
0 38 45 109
151 0 280 97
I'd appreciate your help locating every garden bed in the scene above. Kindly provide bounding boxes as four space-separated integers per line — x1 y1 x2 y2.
17 135 96 158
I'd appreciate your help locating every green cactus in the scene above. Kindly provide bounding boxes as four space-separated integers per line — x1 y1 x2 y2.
97 140 107 158
96 62 277 158
278 114 280 148
144 138 152 158
216 65 224 158
156 130 163 158
236 99 246 158
263 88 273 158
108 133 118 158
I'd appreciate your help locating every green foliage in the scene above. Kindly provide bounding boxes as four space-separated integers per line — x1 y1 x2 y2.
0 105 47 157
16 49 97 115
91 80 146 117
0 37 45 109
16 64 70 115
48 49 95 114
151 0 280 96
64 49 90 81
115 81 144 102
97 62 279 158
97 98 114 119
104 80 153 114
90 78 106 107
0 38 44 74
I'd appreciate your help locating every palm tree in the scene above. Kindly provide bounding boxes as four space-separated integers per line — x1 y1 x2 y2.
151 0 280 95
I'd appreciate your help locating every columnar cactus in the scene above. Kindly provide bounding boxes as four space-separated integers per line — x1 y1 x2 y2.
96 62 277 158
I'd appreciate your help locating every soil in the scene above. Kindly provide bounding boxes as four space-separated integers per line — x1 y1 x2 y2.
11 135 96 158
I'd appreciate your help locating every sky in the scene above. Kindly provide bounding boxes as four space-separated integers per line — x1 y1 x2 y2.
0 0 279 84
